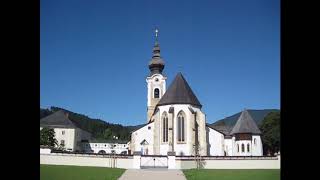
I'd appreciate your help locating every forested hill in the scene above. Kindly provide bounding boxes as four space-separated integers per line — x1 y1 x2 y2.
211 109 280 127
40 107 143 141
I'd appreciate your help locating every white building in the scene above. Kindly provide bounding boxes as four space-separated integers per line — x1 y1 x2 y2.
207 110 263 156
40 110 91 152
81 141 129 154
130 31 263 156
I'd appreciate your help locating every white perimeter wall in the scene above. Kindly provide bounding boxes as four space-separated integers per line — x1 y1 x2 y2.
40 153 280 170
40 153 133 169
176 156 280 169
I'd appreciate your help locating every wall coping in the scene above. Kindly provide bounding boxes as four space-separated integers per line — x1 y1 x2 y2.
41 153 134 159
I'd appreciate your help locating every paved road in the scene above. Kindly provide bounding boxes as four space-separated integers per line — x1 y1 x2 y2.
118 169 187 180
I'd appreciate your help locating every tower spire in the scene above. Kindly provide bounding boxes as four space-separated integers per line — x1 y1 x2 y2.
149 27 165 75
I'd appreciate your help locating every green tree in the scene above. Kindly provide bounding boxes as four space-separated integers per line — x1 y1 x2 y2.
259 111 280 155
103 128 113 139
40 127 58 147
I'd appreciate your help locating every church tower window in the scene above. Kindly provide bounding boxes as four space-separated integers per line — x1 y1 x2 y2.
177 111 185 142
254 138 256 145
247 144 250 152
162 113 168 142
154 88 160 98
237 144 239 152
241 143 245 153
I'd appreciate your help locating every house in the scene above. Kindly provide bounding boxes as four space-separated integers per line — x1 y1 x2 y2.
40 110 91 152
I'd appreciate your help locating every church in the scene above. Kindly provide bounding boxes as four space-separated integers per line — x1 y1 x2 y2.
130 30 263 156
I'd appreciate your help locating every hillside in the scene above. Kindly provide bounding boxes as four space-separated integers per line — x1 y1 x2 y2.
211 109 280 127
40 107 142 141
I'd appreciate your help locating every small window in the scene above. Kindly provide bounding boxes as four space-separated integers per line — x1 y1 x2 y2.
241 144 245 153
237 144 239 152
60 140 65 146
95 144 97 147
124 145 126 147
254 138 256 145
62 131 65 135
148 126 151 130
154 88 160 98
105 144 107 147
247 144 250 152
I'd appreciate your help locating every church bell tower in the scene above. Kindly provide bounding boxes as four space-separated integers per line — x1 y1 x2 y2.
146 28 167 122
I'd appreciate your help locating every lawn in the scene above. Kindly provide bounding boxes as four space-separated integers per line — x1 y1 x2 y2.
183 169 280 180
40 164 125 180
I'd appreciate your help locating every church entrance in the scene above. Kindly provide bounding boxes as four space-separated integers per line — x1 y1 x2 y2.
140 155 168 169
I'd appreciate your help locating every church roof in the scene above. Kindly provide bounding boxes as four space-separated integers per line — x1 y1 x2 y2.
40 110 77 128
207 124 232 136
230 110 262 135
157 72 202 107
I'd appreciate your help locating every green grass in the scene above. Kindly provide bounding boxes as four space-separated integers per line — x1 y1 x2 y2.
183 169 280 180
40 164 125 180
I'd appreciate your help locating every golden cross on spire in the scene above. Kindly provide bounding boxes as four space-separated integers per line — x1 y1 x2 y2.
154 27 159 44
155 28 159 38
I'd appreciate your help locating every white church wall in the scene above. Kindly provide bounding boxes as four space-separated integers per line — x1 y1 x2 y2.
224 138 233 156
207 127 224 156
158 104 196 156
131 122 154 155
252 135 263 156
234 140 252 156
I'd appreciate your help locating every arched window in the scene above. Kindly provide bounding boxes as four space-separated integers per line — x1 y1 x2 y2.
177 111 185 142
237 144 239 152
254 138 256 145
162 113 168 142
241 143 245 153
247 144 250 152
154 88 160 98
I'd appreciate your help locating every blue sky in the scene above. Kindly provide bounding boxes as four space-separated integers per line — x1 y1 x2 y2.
40 0 280 126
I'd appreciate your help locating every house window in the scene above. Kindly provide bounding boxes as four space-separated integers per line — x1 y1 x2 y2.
154 88 160 98
60 140 65 146
177 111 185 142
241 143 245 153
247 144 250 152
162 113 168 142
62 130 65 135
